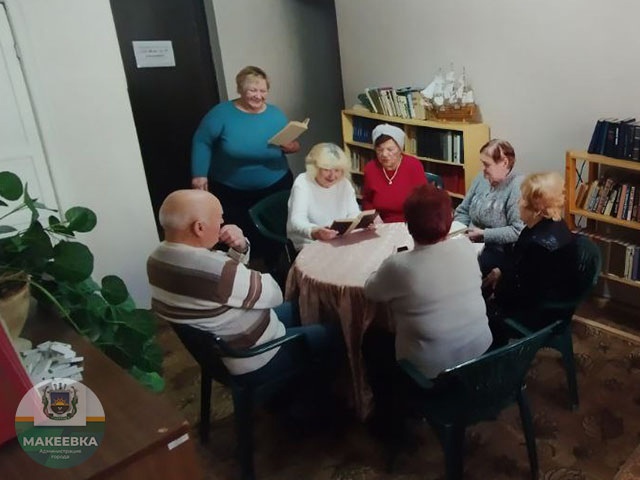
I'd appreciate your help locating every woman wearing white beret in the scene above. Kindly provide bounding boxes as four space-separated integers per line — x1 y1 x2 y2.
362 123 426 223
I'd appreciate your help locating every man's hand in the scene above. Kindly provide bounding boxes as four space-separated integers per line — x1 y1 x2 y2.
192 177 208 191
219 225 248 253
311 227 338 241
465 227 485 242
280 140 300 154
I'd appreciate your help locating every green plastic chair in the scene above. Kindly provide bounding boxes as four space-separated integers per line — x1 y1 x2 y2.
504 234 601 410
424 171 444 189
248 189 296 265
169 322 308 480
392 320 562 480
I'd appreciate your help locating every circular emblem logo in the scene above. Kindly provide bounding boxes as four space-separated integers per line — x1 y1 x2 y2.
15 378 105 468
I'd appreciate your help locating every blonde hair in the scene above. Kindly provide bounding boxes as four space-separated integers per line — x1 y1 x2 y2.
305 143 351 181
520 171 565 221
235 66 270 93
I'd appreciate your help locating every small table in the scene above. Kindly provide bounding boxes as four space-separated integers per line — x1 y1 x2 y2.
285 223 414 420
0 314 205 479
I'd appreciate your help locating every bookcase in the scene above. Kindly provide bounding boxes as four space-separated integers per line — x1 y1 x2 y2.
341 109 490 199
565 150 640 288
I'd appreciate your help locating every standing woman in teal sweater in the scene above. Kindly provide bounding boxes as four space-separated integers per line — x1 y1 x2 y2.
191 66 300 261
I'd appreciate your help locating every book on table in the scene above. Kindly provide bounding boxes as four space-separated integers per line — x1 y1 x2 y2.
448 220 484 255
330 210 377 235
268 118 310 146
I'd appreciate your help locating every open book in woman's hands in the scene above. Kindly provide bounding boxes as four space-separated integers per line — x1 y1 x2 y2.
330 210 377 235
268 118 310 146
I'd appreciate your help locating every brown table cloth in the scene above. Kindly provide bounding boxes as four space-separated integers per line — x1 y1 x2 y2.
285 223 414 420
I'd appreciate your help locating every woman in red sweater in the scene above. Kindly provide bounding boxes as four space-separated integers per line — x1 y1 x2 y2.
362 124 426 223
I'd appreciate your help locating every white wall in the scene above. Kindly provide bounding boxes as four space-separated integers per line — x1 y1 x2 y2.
209 0 344 173
5 0 158 305
335 0 640 174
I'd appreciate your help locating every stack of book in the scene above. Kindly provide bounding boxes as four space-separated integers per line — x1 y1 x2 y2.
575 177 640 222
358 86 426 119
587 117 640 161
576 230 640 282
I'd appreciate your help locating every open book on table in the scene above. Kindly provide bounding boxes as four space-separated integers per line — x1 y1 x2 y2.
330 210 377 236
448 220 484 256
268 118 310 146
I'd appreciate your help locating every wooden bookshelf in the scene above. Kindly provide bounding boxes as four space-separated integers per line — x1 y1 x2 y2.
565 150 640 286
341 109 490 199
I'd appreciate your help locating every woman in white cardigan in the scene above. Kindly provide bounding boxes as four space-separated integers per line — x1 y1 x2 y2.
287 143 360 251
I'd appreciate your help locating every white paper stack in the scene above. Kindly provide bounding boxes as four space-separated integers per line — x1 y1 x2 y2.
20 341 84 383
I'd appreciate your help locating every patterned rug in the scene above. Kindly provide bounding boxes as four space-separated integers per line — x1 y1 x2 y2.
157 320 640 480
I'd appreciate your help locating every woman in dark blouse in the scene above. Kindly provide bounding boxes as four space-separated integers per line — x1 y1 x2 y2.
484 171 579 339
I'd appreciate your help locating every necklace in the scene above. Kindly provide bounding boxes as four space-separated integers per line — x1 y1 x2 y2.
382 160 401 185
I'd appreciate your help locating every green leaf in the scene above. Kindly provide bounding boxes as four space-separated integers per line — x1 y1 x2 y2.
20 222 53 272
46 241 94 282
101 275 129 305
65 207 97 233
129 367 165 392
22 184 40 224
0 171 23 201
0 225 17 234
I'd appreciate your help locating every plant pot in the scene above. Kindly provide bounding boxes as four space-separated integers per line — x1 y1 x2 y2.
0 281 30 340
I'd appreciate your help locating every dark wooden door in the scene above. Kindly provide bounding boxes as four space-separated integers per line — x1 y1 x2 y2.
110 0 220 233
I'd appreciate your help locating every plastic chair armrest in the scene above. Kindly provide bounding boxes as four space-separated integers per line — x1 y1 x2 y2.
214 332 304 358
398 359 435 390
503 317 533 337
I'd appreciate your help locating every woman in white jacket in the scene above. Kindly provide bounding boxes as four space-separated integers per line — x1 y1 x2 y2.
287 143 360 251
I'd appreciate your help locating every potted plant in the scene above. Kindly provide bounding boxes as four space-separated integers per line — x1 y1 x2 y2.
0 171 163 391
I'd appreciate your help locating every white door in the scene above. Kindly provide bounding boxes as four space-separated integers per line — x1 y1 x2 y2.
0 4 56 224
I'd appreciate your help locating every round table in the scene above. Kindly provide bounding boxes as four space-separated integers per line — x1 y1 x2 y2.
285 223 413 420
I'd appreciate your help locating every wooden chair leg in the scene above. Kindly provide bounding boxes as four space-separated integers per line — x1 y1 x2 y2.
199 370 212 443
517 387 539 480
232 388 255 480
435 423 465 480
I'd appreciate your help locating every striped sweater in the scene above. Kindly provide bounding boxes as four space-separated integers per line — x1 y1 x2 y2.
147 242 285 375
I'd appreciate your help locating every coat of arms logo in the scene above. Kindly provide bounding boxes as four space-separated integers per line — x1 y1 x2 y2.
42 382 78 420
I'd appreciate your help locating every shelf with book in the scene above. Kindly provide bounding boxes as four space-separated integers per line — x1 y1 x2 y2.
566 150 640 286
341 109 490 198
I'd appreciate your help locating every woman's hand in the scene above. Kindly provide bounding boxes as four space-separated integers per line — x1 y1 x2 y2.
280 141 300 154
465 227 485 242
192 177 208 191
311 227 338 241
481 268 502 292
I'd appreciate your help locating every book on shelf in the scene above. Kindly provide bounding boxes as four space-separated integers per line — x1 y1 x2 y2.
330 209 377 235
574 182 589 209
594 177 615 214
584 179 601 211
603 188 618 216
268 118 309 146
357 93 375 113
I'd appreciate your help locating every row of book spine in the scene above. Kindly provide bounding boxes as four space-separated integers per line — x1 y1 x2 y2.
351 117 465 165
576 230 640 282
575 178 640 223
587 117 640 161
358 87 426 120
416 128 464 164
349 150 367 172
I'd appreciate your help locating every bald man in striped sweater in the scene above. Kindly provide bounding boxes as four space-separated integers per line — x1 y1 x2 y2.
147 189 338 385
